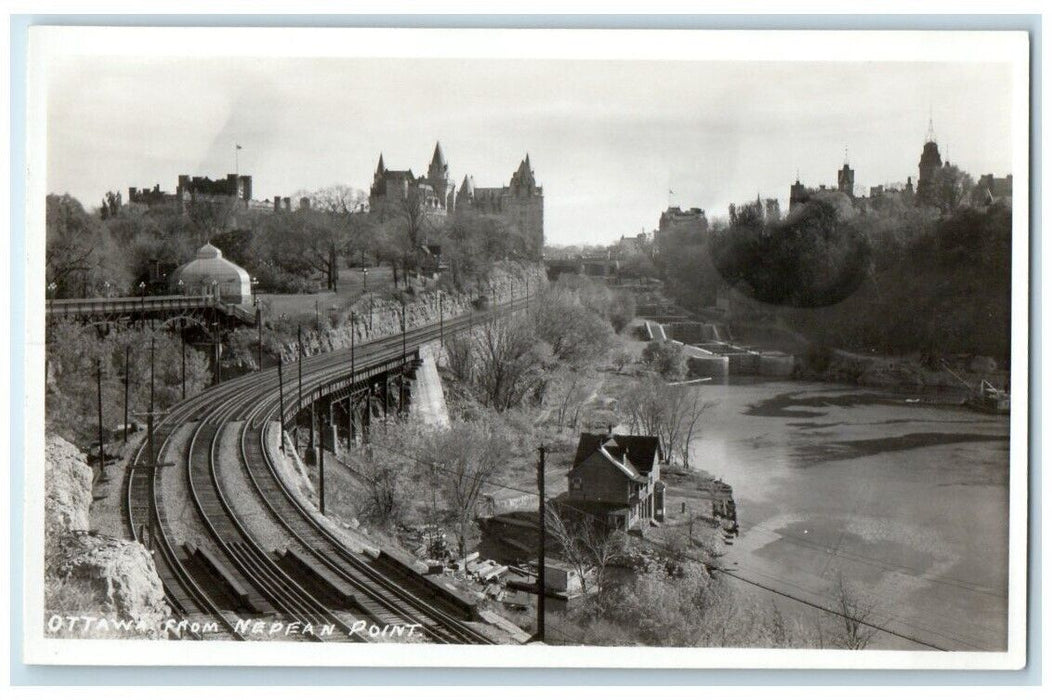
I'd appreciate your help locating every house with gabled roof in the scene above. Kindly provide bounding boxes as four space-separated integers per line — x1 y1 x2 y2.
563 432 666 532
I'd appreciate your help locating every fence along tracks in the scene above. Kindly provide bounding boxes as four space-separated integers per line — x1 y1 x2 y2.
125 299 525 643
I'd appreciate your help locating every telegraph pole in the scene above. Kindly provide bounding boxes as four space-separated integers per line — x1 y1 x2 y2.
180 331 186 400
257 306 263 371
399 300 406 413
277 355 286 453
123 345 130 443
400 299 407 365
536 445 547 642
96 357 105 480
148 337 155 467
297 324 304 451
318 408 326 515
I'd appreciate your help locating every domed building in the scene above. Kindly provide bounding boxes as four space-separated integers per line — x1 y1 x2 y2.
171 242 252 304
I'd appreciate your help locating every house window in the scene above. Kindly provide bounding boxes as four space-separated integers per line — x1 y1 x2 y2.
570 476 582 491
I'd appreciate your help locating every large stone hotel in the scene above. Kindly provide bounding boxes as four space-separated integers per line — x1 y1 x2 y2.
368 142 544 258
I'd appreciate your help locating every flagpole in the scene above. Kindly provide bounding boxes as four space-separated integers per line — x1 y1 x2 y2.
235 144 239 175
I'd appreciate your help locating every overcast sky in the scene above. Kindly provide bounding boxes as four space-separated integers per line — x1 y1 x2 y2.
46 56 1014 245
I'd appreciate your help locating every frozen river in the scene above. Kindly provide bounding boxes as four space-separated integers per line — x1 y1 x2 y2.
688 379 1011 651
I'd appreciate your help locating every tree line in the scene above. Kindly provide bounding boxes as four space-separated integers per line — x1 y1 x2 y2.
655 175 1012 363
45 185 537 299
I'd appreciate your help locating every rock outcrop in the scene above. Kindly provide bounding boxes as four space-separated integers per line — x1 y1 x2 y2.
44 435 170 639
278 262 547 364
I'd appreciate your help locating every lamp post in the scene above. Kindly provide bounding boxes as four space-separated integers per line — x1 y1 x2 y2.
177 279 185 296
103 280 111 298
362 266 368 294
47 282 56 313
438 290 443 348
251 276 259 306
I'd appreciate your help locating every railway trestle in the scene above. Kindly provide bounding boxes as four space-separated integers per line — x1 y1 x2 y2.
283 352 422 461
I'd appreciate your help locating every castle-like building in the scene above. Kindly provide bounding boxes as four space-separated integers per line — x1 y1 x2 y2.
786 120 1012 215
128 173 294 213
368 142 544 258
789 157 857 211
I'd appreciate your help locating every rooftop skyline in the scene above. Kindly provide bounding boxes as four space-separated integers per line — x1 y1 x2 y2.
46 56 1014 245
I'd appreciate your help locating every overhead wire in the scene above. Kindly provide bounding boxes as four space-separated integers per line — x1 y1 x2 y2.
341 433 992 651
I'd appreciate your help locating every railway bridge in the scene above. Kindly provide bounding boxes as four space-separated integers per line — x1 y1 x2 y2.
46 294 258 328
121 296 527 644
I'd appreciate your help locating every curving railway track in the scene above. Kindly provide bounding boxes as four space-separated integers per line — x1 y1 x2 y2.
125 298 527 644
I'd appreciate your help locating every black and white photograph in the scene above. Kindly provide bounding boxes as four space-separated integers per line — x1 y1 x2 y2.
20 24 1030 670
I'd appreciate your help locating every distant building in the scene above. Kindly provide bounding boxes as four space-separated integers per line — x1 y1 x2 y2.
368 142 545 258
563 432 665 531
916 140 943 206
170 242 253 304
655 206 708 255
128 173 294 215
456 154 544 259
972 173 1013 207
729 196 779 225
658 206 708 234
789 156 857 212
613 231 650 258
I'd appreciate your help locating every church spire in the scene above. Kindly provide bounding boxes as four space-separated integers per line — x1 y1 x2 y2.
375 153 385 175
926 108 937 144
430 141 447 170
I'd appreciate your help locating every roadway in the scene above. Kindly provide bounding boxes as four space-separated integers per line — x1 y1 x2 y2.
125 297 526 643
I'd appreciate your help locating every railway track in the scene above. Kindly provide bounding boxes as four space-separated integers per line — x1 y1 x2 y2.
126 298 526 643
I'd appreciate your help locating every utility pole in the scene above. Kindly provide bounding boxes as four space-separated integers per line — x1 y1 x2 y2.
180 330 186 400
148 337 155 468
297 324 303 451
257 306 263 371
438 291 443 348
318 407 326 515
123 345 130 443
212 321 221 385
96 357 105 480
400 299 407 365
401 299 409 414
277 355 286 453
536 445 547 642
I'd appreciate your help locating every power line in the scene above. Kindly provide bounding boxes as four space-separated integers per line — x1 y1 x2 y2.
731 514 1007 602
342 433 973 651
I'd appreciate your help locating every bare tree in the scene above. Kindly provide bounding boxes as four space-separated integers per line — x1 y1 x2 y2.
551 367 595 430
462 316 553 412
546 507 626 612
831 571 879 650
676 391 716 469
431 422 506 566
618 378 716 467
931 164 976 215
